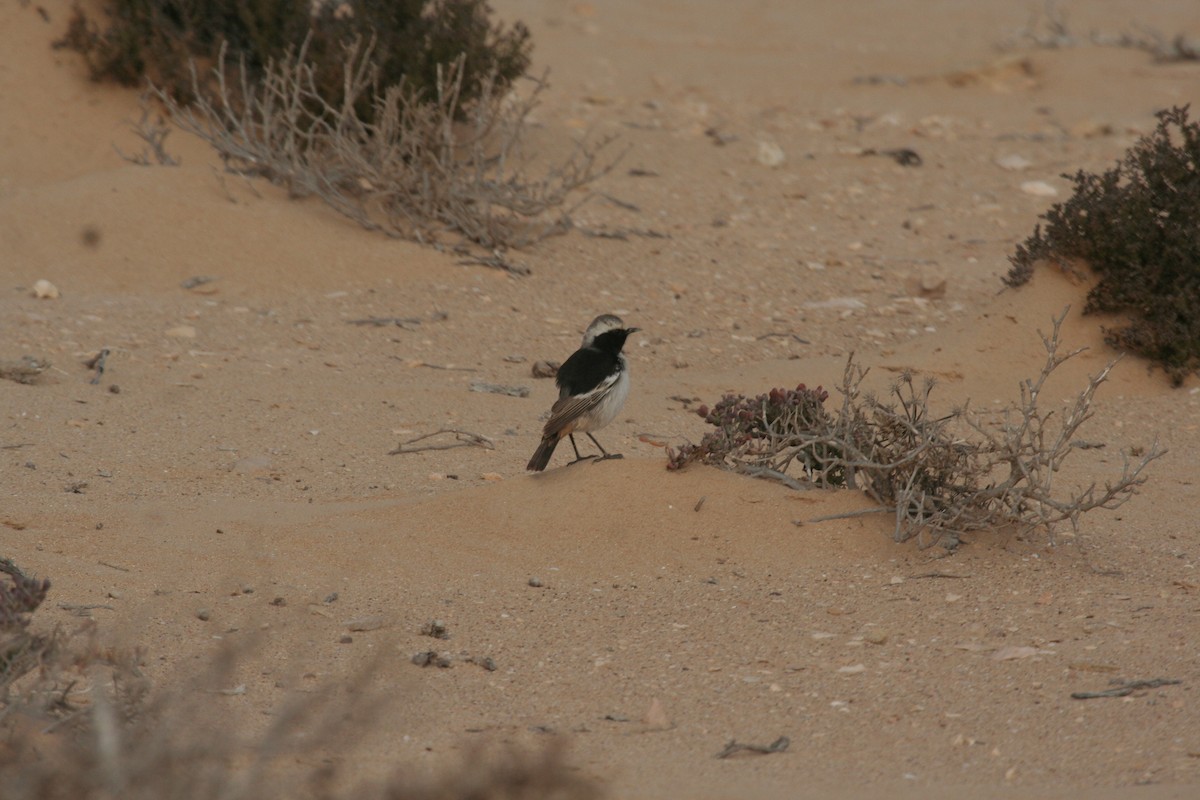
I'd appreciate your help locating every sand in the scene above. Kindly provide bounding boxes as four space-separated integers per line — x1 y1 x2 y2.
3 1 1200 797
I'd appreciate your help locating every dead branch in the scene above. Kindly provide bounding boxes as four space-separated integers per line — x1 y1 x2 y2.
670 309 1165 546
388 429 495 455
154 39 619 249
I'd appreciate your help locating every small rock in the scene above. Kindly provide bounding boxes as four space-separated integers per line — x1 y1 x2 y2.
481 472 503 482
803 297 866 311
32 279 60 299
196 608 211 621
346 615 385 632
642 697 672 730
906 273 948 300
838 663 867 675
532 360 560 378
995 154 1032 171
992 645 1049 661
412 650 452 668
862 630 889 645
469 381 529 398
1020 180 1058 197
165 325 198 339
527 576 544 588
339 635 353 644
420 619 450 639
756 141 786 168
270 596 287 607
232 455 273 475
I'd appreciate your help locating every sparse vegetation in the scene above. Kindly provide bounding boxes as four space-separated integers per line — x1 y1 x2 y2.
668 313 1163 547
1004 1 1200 61
1 560 597 800
58 0 614 252
57 0 532 115
156 39 616 249
1006 105 1200 384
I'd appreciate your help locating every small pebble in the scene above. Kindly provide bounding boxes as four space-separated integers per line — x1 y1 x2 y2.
347 615 385 632
528 577 544 588
532 360 560 378
32 279 60 299
421 619 450 639
756 141 786 168
1020 180 1058 197
196 608 211 621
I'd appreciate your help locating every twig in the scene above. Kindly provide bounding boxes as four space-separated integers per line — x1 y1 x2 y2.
57 602 115 616
350 316 422 327
390 356 477 371
114 95 180 167
906 571 969 580
579 226 669 240
809 507 891 523
737 465 807 491
388 428 495 455
757 332 812 344
715 736 790 759
98 561 131 573
469 381 529 397
85 348 111 385
457 253 532 276
1071 678 1181 700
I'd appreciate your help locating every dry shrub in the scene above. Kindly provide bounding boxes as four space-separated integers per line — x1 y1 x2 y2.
2 654 598 800
669 312 1164 547
1006 105 1200 384
56 0 532 115
2 565 598 800
154 37 616 252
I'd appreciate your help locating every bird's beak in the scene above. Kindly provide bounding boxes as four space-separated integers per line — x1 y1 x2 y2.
626 327 641 334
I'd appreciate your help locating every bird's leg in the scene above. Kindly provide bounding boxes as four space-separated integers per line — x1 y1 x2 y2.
567 434 597 465
587 433 623 462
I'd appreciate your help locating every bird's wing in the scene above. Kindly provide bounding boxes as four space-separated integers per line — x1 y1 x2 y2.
543 370 621 437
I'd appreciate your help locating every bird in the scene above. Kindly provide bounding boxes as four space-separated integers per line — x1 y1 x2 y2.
526 314 640 471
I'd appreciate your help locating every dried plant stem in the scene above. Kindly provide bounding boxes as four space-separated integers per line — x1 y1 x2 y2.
671 310 1165 546
155 38 619 249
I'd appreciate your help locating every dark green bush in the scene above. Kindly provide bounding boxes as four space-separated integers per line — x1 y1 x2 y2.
1006 105 1200 385
57 0 531 115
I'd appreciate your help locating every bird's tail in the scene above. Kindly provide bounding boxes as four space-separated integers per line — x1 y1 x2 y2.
526 435 558 471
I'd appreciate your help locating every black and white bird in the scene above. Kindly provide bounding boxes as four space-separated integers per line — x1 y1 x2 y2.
526 314 639 472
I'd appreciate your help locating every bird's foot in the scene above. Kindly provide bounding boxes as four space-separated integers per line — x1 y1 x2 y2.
568 454 598 466
592 453 624 463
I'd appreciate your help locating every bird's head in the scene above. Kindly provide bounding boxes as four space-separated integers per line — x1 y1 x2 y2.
582 314 640 347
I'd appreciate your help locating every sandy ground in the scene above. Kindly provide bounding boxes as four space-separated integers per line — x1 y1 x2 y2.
4 1 1200 797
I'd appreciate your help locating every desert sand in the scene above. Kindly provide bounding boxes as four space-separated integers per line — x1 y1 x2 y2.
3 1 1200 797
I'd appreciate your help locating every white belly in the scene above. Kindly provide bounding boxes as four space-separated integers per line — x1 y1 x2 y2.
575 359 630 433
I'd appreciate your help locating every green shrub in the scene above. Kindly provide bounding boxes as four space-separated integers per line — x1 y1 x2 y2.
1006 105 1200 385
